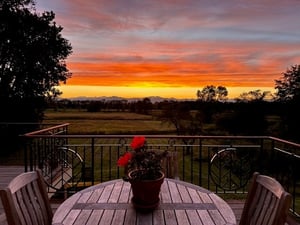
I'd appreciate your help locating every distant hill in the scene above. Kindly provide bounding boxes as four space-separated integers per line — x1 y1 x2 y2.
59 96 195 103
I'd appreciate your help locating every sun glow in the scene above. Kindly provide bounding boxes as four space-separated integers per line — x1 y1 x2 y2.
128 82 175 88
57 85 275 100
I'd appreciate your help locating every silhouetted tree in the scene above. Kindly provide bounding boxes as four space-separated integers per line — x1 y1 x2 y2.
133 98 153 114
197 85 228 102
87 101 103 112
214 102 268 135
235 89 272 102
159 102 203 135
0 0 72 154
274 65 300 142
275 64 300 102
0 0 72 122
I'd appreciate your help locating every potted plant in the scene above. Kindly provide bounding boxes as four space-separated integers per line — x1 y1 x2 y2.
117 136 168 211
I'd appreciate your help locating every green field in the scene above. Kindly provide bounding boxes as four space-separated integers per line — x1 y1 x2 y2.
43 109 176 134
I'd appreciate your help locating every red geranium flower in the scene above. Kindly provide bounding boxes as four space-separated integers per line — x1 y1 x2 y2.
130 136 146 150
117 152 132 167
117 136 168 180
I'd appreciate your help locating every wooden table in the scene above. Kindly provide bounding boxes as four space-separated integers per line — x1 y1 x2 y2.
52 178 236 225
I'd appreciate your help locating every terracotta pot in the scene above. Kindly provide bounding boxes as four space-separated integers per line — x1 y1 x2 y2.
128 170 165 211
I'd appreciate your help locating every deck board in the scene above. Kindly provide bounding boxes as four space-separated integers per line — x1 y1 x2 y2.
0 166 25 189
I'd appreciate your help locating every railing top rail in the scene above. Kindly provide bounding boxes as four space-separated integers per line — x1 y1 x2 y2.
269 136 300 148
22 133 270 138
22 123 70 136
20 122 300 147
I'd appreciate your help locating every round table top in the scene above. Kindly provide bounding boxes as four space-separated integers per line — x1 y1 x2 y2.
52 178 236 225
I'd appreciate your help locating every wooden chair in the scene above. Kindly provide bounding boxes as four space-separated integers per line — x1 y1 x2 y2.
0 169 53 225
239 172 292 225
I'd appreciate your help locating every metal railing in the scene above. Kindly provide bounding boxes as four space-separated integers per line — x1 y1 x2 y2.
22 123 300 217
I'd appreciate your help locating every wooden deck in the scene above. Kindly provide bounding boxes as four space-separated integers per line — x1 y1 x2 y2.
0 166 245 225
0 166 25 190
1 166 298 225
1 167 298 224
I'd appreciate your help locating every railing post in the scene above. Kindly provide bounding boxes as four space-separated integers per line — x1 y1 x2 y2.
198 138 202 186
91 137 95 185
23 139 29 172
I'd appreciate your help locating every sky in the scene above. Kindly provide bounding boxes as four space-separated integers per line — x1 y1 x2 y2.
35 0 300 100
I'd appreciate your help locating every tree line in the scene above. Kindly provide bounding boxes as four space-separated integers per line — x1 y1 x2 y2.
50 94 299 143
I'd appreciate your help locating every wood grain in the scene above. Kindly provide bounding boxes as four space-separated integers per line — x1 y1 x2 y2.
52 178 237 225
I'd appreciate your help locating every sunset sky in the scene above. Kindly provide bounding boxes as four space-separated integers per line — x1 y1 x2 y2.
36 0 300 100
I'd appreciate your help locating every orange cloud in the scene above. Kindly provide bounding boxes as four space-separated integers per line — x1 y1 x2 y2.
37 0 300 98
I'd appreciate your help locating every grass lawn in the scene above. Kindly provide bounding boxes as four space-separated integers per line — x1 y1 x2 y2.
43 109 176 134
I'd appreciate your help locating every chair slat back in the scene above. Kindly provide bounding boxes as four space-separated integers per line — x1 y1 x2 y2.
240 172 292 225
0 169 53 225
